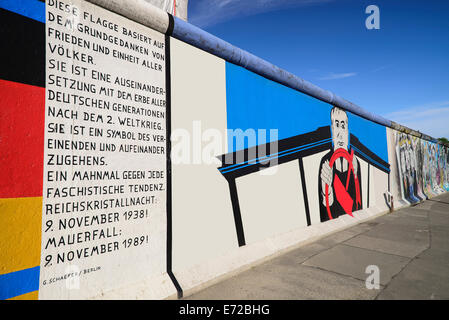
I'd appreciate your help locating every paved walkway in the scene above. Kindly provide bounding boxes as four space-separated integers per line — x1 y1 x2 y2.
185 193 449 300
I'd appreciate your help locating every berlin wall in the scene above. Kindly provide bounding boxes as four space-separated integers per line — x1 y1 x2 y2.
1 0 448 300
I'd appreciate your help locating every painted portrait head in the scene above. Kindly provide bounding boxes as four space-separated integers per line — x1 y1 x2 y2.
330 107 349 151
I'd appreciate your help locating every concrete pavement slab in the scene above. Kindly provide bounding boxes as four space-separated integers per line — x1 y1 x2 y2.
340 220 382 234
374 213 401 223
395 207 430 218
314 228 370 247
414 202 433 210
343 234 429 258
429 212 449 227
428 201 449 213
429 230 449 252
362 222 429 245
383 215 429 228
271 221 383 267
186 263 379 300
376 256 449 300
416 248 449 269
268 242 330 266
302 244 410 286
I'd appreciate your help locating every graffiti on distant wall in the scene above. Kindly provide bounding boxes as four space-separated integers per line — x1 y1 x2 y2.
396 133 422 203
394 132 449 203
442 146 449 191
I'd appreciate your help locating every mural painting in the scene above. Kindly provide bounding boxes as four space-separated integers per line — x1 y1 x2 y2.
394 132 449 203
318 107 362 222
218 65 390 245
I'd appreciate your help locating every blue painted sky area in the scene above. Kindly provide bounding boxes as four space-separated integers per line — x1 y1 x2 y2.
226 63 388 163
347 112 388 163
226 62 331 150
189 0 449 139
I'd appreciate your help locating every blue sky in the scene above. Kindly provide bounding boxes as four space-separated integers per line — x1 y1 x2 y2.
188 0 449 139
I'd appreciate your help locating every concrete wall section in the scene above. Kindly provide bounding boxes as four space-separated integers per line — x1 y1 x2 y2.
387 128 409 208
169 38 238 274
170 58 394 296
1 0 449 300
236 161 308 245
1 0 177 300
41 0 174 300
221 63 391 226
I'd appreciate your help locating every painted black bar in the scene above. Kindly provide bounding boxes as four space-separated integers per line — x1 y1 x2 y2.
218 126 332 180
367 163 370 208
228 179 246 247
0 9 45 87
166 13 174 36
217 126 390 181
298 158 312 226
164 34 183 299
350 134 390 173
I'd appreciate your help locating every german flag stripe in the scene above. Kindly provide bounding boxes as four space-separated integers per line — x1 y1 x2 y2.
0 79 45 198
0 8 45 87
